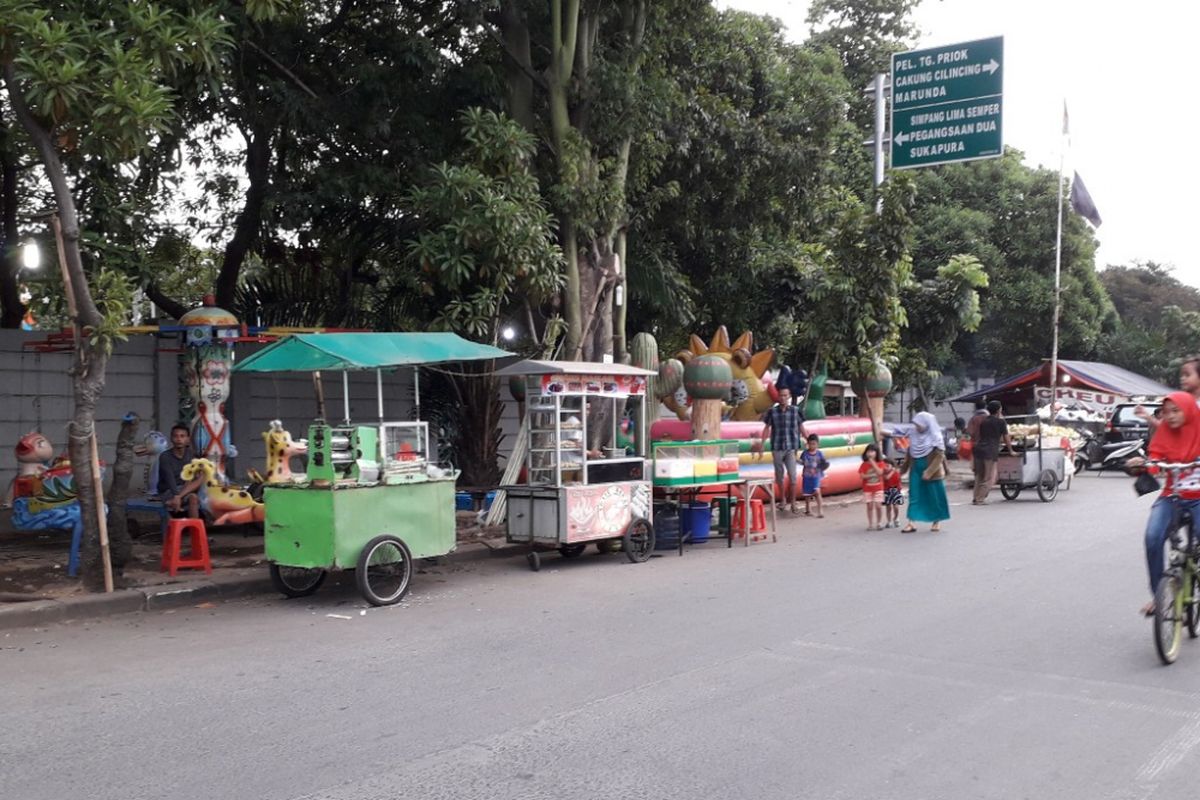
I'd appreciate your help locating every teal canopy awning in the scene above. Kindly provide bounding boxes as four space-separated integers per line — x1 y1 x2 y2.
233 333 511 373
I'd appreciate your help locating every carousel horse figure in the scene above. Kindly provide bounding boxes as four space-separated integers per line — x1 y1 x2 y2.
180 457 264 526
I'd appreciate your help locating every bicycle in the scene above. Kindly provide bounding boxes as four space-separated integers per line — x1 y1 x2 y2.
1143 461 1200 665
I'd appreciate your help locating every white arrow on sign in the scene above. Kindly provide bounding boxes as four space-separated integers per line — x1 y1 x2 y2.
894 131 909 146
983 58 1000 75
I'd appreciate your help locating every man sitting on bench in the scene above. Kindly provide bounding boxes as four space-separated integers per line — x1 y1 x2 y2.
158 424 203 519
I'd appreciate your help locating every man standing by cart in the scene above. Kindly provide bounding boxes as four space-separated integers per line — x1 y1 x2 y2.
762 386 803 514
972 400 1014 505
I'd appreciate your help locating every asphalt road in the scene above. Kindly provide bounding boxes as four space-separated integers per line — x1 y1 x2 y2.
3 473 1197 800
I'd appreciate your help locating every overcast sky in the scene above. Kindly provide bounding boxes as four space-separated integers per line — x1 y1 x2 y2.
718 0 1200 286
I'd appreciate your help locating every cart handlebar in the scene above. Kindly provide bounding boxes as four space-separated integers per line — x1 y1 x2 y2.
1143 460 1200 472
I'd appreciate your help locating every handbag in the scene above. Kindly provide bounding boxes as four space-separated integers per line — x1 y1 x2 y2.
921 449 947 481
1134 471 1161 497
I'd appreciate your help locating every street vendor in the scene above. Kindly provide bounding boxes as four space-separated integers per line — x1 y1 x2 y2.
158 424 203 518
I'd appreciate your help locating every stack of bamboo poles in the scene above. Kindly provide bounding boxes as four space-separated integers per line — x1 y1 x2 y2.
485 418 528 527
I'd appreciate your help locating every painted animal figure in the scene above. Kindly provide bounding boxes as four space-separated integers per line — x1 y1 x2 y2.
262 420 307 483
180 457 263 525
133 431 170 494
4 431 54 506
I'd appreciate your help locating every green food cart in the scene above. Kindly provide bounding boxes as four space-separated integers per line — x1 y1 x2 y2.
232 332 511 605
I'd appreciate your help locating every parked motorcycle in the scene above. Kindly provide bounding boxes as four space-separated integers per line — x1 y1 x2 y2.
1074 428 1147 473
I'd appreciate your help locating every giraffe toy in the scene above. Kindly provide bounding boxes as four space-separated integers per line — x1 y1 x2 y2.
180 457 264 526
262 420 307 484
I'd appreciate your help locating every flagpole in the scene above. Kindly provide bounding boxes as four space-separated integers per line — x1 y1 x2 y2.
1049 105 1067 412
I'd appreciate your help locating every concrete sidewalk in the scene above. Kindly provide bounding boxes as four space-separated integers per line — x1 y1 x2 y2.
0 488 891 632
0 538 525 632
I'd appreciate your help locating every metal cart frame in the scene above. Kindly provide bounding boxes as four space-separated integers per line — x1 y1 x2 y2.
995 412 1070 502
498 360 657 571
232 333 511 604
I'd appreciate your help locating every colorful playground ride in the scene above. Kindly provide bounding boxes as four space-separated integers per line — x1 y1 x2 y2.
650 416 873 497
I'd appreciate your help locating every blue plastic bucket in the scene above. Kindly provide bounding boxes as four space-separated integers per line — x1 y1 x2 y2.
454 492 472 511
679 502 712 543
484 490 497 510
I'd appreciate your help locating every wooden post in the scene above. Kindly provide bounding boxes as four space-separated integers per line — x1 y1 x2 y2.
312 370 326 420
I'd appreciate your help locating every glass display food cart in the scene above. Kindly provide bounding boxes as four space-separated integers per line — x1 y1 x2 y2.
232 332 511 604
498 361 657 571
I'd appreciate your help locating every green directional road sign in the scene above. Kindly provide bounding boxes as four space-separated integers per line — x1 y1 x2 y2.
890 36 1003 169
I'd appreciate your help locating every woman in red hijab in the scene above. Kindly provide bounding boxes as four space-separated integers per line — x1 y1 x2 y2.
1131 392 1200 615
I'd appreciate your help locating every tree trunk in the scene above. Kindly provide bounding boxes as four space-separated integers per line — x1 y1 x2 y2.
613 227 628 362
215 122 272 309
6 62 111 591
104 413 139 572
453 367 503 488
0 111 23 329
496 1 536 132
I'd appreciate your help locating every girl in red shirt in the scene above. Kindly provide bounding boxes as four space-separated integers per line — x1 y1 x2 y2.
1130 391 1200 615
859 444 885 530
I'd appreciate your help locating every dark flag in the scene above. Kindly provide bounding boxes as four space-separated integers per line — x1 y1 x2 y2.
1070 171 1102 228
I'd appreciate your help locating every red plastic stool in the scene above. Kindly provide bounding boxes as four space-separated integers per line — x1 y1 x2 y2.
161 518 212 576
730 499 767 538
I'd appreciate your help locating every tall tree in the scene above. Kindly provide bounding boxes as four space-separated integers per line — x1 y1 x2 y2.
492 0 656 361
909 149 1117 376
806 0 920 129
0 0 258 588
625 8 854 355
794 173 918 440
401 109 564 485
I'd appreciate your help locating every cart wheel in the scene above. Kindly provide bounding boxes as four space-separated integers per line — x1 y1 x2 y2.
269 564 326 598
355 535 413 606
527 551 541 572
1155 573 1183 665
1036 470 1059 502
1000 484 1021 500
558 543 586 559
623 518 655 563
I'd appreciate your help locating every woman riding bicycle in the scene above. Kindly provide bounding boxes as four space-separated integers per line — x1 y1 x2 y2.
1127 391 1200 616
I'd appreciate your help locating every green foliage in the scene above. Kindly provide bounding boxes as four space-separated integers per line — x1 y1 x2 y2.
908 149 1118 375
1 2 236 160
893 254 989 395
626 7 855 348
794 173 917 379
402 108 564 342
806 0 919 130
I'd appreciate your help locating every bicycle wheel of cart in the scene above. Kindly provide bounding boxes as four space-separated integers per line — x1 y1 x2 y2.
1154 573 1183 665
1036 470 1059 502
558 543 587 558
999 484 1021 500
355 535 413 606
269 564 327 598
1188 573 1200 639
526 551 541 571
623 518 655 563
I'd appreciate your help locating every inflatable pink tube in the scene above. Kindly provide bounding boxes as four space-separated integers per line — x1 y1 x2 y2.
802 417 873 436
